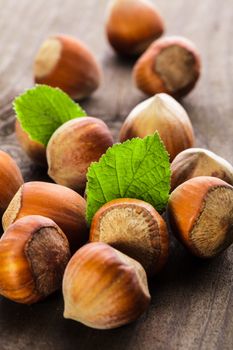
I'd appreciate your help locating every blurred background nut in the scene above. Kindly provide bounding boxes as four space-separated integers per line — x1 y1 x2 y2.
171 148 233 191
90 198 169 276
119 93 195 161
0 150 24 216
63 242 151 329
2 181 88 251
46 117 114 193
0 215 70 304
15 120 47 166
33 35 102 100
106 0 165 56
167 176 233 258
133 36 201 98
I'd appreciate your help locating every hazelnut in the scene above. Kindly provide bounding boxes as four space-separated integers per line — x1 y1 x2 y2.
133 36 201 98
0 150 24 216
119 93 195 161
46 117 114 193
15 120 47 166
167 176 233 258
106 0 165 56
2 181 88 251
63 242 151 329
33 35 102 100
0 215 70 304
90 198 169 276
171 148 233 191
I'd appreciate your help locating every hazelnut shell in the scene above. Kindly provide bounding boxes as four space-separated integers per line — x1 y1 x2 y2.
63 242 151 329
106 0 165 56
90 198 169 276
0 150 24 216
167 176 233 258
119 93 195 161
46 117 114 193
0 215 70 304
171 148 233 191
15 120 47 166
34 35 102 100
133 36 201 98
2 181 88 251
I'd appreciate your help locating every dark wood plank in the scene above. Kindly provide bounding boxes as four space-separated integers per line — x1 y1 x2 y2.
0 1 233 349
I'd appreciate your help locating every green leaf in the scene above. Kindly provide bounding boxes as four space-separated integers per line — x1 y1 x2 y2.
13 85 86 145
86 133 171 224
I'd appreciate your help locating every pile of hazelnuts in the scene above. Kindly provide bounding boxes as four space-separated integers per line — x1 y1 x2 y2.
0 0 233 330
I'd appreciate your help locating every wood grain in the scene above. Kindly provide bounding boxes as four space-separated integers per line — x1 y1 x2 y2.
0 0 233 349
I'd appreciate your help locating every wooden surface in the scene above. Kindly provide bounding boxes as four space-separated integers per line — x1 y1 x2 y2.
0 0 233 349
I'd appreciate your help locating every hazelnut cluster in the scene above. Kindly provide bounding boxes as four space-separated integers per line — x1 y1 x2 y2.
16 0 202 185
16 0 202 183
0 146 233 329
30 1 201 102
0 0 233 332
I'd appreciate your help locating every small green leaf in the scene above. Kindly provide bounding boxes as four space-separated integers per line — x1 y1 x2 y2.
13 85 86 145
86 133 171 224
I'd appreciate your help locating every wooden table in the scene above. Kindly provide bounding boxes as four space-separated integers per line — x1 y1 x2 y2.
0 0 233 349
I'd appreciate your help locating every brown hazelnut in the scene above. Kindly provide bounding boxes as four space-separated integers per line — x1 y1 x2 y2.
15 120 47 166
167 176 233 258
171 148 233 191
106 0 165 56
119 93 195 161
63 242 151 329
33 35 102 100
2 181 88 251
0 150 24 216
46 117 114 193
90 198 169 276
0 215 70 304
133 36 201 98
